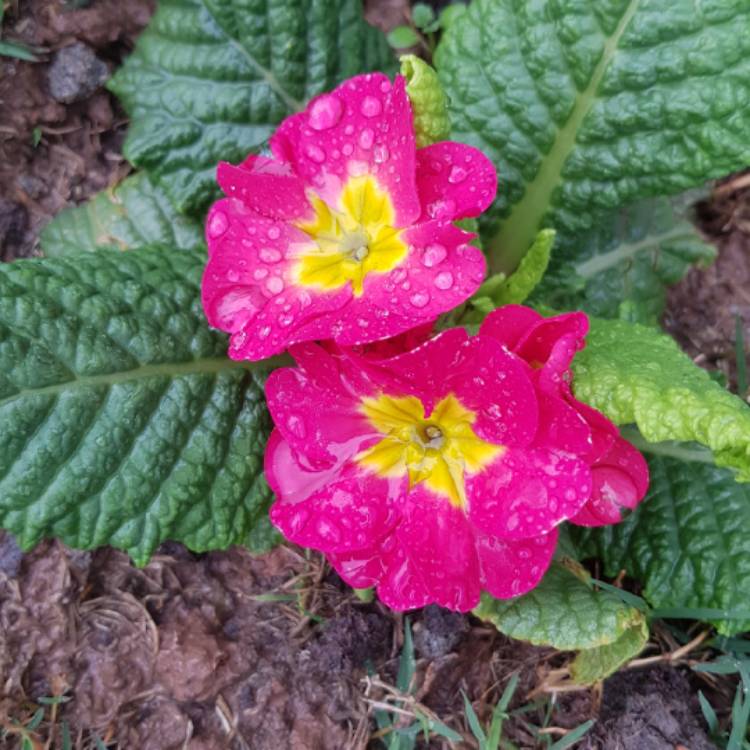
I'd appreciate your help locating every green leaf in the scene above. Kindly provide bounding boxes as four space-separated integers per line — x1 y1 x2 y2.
41 173 204 257
574 456 750 635
473 561 647 684
0 40 40 61
534 196 716 325
388 25 420 49
401 55 450 147
435 0 750 271
0 246 275 565
468 229 554 320
109 0 395 215
572 317 750 479
411 3 435 29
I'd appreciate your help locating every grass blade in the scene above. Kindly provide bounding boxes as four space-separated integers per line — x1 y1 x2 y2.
549 720 595 750
461 690 487 746
397 617 416 694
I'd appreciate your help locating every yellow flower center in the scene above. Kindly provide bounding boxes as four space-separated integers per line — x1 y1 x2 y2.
356 393 503 509
293 176 408 296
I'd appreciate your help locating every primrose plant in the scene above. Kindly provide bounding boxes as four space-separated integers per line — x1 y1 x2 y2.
4 0 750 685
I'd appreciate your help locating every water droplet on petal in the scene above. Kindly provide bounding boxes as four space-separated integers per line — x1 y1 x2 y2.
358 128 374 149
342 143 354 156
231 330 248 350
253 268 269 280
259 247 282 263
265 276 284 295
227 269 240 282
208 211 228 237
360 95 382 117
258 326 271 339
421 243 447 267
267 226 281 240
448 165 468 184
305 144 326 163
344 124 354 135
506 513 520 531
434 271 454 290
308 94 343 130
279 313 294 327
286 413 307 437
409 291 430 308
380 80 391 93
427 199 457 219
373 144 389 163
430 159 443 173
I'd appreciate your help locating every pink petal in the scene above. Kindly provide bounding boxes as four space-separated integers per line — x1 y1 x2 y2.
268 458 398 553
327 545 389 589
475 528 558 599
202 197 351 360
467 448 592 540
479 305 543 350
415 141 497 222
393 486 481 611
376 544 433 612
330 222 485 348
535 391 592 456
270 73 420 227
565 390 618 463
216 156 314 223
515 313 589 382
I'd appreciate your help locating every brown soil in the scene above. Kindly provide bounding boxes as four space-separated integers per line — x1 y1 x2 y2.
1 0 746 748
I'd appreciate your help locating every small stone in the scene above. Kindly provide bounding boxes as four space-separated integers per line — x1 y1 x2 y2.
47 43 108 104
413 605 469 658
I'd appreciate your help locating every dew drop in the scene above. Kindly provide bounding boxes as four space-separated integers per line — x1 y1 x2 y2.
358 128 375 149
253 268 269 280
231 330 248 350
448 165 468 184
227 269 240 282
342 143 354 156
286 413 307 437
506 513 520 531
267 226 281 240
258 326 271 339
360 95 382 117
434 271 454 290
379 80 391 93
279 313 294 327
409 291 430 308
308 94 343 130
259 247 282 263
266 276 284 295
208 211 228 237
430 159 443 173
421 243 447 267
344 124 354 135
373 144 389 163
427 199 457 219
305 144 326 163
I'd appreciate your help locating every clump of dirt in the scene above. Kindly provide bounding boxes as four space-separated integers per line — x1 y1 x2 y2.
0 0 154 261
665 173 750 392
582 667 715 750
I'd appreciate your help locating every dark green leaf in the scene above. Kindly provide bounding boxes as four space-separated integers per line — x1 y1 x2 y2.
574 456 750 635
41 173 204 256
0 246 275 565
110 0 395 214
435 0 750 271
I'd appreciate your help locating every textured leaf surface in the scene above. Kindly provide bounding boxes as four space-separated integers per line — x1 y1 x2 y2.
574 456 750 635
0 246 273 564
401 55 450 147
435 0 750 269
41 173 204 256
570 619 648 684
110 0 395 214
474 562 645 650
533 197 716 324
572 317 750 479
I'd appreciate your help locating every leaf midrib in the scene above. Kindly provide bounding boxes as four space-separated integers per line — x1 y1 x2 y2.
487 0 642 273
0 357 273 407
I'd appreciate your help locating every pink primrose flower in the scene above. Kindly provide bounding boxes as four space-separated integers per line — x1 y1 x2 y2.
479 305 649 527
264 326 598 612
202 73 496 361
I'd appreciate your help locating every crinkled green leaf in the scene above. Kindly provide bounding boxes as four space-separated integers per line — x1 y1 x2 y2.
533 196 716 325
572 317 750 479
574 455 750 635
469 229 554 320
109 0 395 215
435 0 750 270
401 55 450 147
0 245 275 565
41 173 204 257
474 561 647 684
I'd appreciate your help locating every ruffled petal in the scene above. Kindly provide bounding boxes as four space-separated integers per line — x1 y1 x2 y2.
269 457 399 553
270 73 420 227
415 141 497 222
476 528 558 599
327 544 389 589
393 485 481 611
535 391 592 456
216 155 314 223
479 305 542 350
376 544 433 612
467 448 592 540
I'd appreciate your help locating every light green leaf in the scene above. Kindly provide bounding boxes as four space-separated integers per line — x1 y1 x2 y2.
388 26 420 49
0 246 275 565
474 561 647 684
435 0 750 271
411 3 435 30
573 455 750 635
41 173 204 257
572 317 750 479
109 0 395 214
534 196 716 324
401 55 450 147
469 229 554 319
